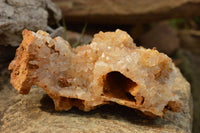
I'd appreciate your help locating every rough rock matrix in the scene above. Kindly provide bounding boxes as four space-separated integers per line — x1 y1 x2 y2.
0 0 62 46
9 29 181 117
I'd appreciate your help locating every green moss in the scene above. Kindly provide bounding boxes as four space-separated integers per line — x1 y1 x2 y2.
168 18 188 29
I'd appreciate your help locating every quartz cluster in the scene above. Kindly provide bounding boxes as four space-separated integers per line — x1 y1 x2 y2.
9 29 181 117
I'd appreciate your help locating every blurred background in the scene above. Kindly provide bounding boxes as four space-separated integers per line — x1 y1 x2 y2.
0 0 200 132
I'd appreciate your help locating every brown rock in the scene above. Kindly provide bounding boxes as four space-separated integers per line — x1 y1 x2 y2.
139 22 180 55
53 0 200 24
179 29 200 56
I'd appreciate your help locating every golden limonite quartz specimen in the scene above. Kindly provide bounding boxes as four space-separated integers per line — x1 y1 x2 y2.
9 29 181 117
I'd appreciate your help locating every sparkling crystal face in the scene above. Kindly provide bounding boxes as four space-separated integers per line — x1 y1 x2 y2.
9 29 181 117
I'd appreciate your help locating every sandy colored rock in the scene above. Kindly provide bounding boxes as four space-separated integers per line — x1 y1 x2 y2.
8 29 184 117
0 68 192 133
53 0 200 24
175 49 200 133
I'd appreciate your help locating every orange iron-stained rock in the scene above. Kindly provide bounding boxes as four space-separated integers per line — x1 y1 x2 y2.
9 29 181 117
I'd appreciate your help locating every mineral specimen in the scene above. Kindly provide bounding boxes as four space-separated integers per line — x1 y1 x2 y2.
9 29 181 117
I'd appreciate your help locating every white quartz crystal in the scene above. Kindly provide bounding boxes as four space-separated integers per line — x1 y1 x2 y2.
9 29 181 117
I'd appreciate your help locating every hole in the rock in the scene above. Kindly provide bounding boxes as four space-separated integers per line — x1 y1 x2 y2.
40 94 55 113
70 98 85 110
141 96 145 105
164 101 181 112
103 71 137 102
58 97 85 110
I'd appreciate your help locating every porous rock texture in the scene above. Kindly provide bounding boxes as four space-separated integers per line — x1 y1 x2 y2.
0 66 192 132
9 29 182 117
0 0 62 46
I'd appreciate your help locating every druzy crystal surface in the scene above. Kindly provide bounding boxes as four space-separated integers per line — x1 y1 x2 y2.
9 29 181 117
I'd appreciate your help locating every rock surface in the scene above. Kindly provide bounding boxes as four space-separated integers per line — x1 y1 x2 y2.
0 67 192 133
139 22 180 55
53 0 200 24
179 29 200 56
176 30 200 132
0 0 62 46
